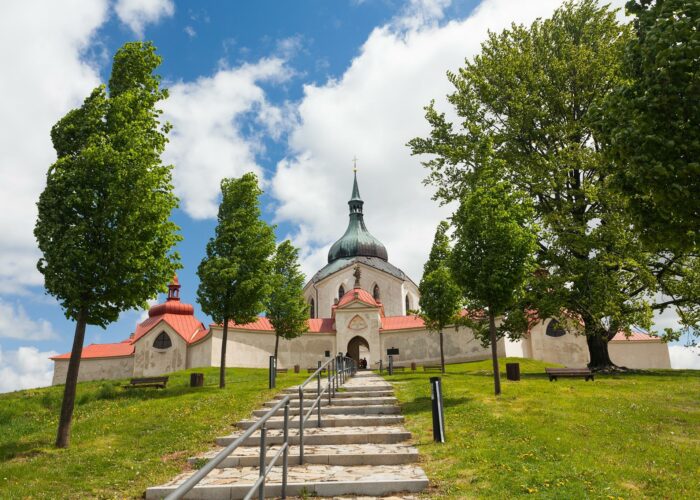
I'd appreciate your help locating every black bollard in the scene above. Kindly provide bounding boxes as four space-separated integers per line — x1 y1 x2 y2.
269 356 276 389
388 355 394 375
430 376 445 443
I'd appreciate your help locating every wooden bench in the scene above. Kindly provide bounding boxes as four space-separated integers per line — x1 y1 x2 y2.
423 365 442 372
276 368 288 374
124 376 168 389
545 367 594 381
306 368 327 375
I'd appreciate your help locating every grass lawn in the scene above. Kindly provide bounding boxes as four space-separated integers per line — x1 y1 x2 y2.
382 358 700 499
0 367 307 499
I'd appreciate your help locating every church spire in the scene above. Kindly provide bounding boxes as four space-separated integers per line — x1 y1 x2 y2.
327 168 388 263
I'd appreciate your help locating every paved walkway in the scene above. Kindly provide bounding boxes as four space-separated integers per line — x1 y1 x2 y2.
146 371 427 499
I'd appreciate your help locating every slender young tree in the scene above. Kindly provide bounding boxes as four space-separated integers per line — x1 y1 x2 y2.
418 221 462 373
409 0 700 368
267 240 309 362
197 173 276 388
35 42 180 448
450 174 537 396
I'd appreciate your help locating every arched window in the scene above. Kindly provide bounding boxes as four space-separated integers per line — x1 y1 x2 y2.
309 298 315 319
405 295 411 315
153 331 172 349
373 284 380 301
546 319 566 338
338 285 345 300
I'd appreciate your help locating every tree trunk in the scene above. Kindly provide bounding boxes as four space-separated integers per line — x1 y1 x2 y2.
220 317 228 389
488 311 501 396
56 310 87 448
586 333 616 370
274 333 280 362
439 329 445 374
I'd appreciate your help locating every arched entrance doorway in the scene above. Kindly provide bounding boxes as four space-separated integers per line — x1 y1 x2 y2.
347 336 370 369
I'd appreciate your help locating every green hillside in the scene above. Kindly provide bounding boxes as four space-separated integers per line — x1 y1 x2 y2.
384 358 700 499
0 367 308 499
1 360 698 499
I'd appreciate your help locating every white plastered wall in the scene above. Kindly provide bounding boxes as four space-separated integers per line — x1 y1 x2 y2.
379 326 501 367
211 326 337 369
52 356 134 385
187 335 213 369
608 341 671 369
132 322 188 377
304 262 419 318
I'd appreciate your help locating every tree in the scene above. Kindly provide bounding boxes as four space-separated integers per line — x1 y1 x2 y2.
598 0 699 252
409 0 700 369
450 173 537 395
266 240 310 362
197 173 276 388
418 221 462 373
34 42 180 448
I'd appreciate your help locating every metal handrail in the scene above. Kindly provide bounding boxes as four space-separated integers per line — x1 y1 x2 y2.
165 395 291 500
165 356 357 499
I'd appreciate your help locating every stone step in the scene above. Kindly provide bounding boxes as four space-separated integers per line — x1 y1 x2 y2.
282 385 390 394
145 464 428 499
252 404 400 417
216 425 411 447
190 444 419 468
236 414 404 430
275 390 394 400
263 396 397 408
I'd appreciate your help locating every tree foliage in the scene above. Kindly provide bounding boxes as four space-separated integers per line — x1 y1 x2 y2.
598 0 699 251
409 0 700 368
267 240 309 360
197 173 276 388
418 221 463 373
450 172 537 394
35 42 180 447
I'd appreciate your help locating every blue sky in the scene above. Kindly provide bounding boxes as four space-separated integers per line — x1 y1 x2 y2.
0 0 696 392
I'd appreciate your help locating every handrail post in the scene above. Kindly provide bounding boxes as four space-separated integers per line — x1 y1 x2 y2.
298 386 304 465
327 358 332 405
258 424 266 499
282 401 289 499
316 361 322 427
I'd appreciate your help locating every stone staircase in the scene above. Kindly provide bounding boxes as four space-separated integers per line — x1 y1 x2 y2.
146 371 428 499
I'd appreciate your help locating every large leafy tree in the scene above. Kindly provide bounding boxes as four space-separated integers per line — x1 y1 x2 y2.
197 173 276 388
35 42 180 448
418 221 462 373
598 0 699 251
267 240 309 362
409 0 700 369
450 173 537 395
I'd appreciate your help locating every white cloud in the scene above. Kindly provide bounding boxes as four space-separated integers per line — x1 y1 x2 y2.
184 25 196 38
162 58 292 219
0 345 57 393
272 0 632 282
0 300 58 340
114 0 174 38
0 0 108 294
669 345 700 370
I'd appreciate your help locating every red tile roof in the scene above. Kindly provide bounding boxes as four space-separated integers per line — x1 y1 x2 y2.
611 329 660 342
218 317 336 334
337 287 380 308
51 342 134 360
132 313 207 344
381 315 425 330
308 318 335 333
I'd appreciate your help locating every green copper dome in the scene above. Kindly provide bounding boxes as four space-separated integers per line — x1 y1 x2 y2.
328 173 388 263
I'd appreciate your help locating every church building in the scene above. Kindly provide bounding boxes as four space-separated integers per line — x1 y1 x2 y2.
51 174 671 384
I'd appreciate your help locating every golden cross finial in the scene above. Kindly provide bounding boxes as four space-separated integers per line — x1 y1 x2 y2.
352 155 358 173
